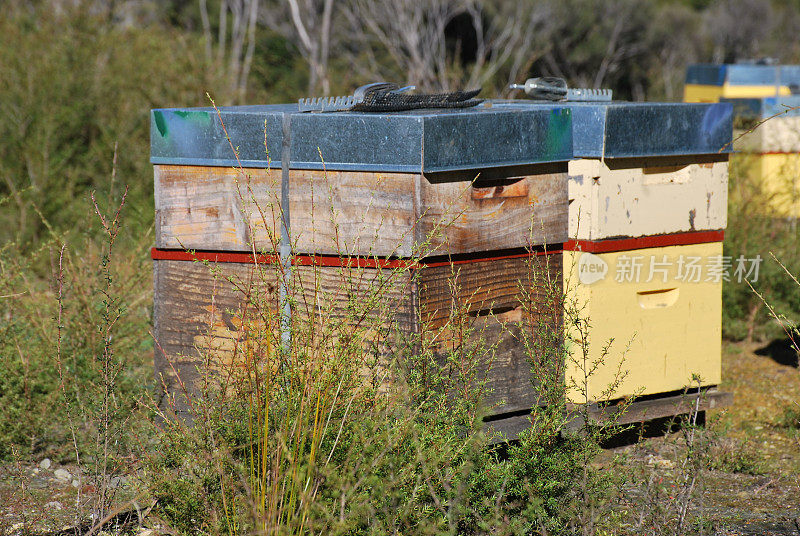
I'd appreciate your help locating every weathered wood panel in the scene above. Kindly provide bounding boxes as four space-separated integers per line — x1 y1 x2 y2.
153 259 415 412
419 253 563 414
155 165 568 257
154 252 563 418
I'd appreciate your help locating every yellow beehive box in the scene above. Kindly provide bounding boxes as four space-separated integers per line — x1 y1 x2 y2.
563 240 724 403
733 152 800 217
684 83 790 103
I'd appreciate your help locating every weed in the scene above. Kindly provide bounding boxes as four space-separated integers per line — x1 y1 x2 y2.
708 437 764 475
779 404 800 430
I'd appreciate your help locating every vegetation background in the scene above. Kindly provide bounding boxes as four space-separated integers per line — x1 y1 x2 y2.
2 0 800 533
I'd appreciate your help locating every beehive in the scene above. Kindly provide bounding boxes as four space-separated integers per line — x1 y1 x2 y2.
494 100 733 407
151 103 573 422
722 96 800 217
684 63 800 103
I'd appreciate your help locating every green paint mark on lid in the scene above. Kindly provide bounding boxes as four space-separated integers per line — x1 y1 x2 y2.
153 111 168 138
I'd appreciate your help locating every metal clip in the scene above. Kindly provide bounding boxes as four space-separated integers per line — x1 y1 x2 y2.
509 77 612 102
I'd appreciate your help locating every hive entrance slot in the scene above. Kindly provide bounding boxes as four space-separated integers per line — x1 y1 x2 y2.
636 288 679 309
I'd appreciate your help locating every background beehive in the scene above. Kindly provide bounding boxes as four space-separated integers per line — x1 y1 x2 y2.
721 96 800 217
683 63 800 103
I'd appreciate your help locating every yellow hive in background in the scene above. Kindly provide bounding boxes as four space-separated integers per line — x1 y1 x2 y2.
683 63 800 103
737 153 800 217
684 83 790 103
563 242 723 403
729 106 800 217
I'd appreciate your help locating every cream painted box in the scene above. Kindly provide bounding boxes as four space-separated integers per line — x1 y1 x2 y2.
733 117 800 154
564 241 723 403
568 157 728 241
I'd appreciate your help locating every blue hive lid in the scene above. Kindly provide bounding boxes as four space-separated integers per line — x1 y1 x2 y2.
492 100 732 158
686 63 800 88
151 103 572 173
720 96 800 120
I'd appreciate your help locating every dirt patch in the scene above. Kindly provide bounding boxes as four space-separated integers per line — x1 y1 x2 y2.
602 340 800 534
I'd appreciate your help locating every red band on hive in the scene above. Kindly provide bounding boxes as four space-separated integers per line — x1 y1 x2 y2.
563 230 724 254
151 230 724 267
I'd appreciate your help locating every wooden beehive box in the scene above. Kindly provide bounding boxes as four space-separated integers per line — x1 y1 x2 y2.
563 101 732 406
151 103 573 422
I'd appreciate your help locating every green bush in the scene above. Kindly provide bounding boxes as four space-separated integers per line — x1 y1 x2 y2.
708 437 764 475
723 154 800 342
778 405 800 431
0 207 152 461
0 4 230 249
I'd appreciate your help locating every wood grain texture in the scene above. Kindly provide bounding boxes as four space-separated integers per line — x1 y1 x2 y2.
419 254 563 414
154 165 568 257
154 253 563 418
485 388 732 442
153 259 415 413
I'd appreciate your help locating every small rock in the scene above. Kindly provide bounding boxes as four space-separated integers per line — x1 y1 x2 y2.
72 479 80 488
45 501 63 510
137 529 154 536
54 468 72 482
109 476 128 489
39 458 52 470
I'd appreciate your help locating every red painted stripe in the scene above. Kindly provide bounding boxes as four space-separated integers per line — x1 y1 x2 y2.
563 230 724 254
150 248 418 269
150 247 560 268
150 230 724 268
150 248 418 268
